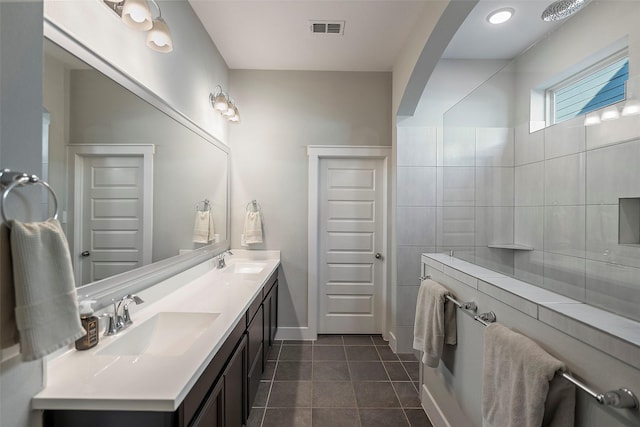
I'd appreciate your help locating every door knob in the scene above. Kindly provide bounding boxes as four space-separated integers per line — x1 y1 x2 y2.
81 251 91 257
375 252 382 259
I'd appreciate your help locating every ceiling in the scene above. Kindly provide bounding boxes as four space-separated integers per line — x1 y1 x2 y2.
189 0 566 72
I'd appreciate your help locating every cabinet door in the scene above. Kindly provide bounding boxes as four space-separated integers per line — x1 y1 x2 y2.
190 376 224 427
246 305 264 412
225 335 247 427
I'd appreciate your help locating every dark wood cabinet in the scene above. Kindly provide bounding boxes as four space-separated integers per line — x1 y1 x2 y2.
43 268 278 427
190 376 224 427
246 304 263 412
224 335 246 427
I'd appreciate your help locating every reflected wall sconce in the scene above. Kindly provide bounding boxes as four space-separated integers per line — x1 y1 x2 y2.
584 99 640 126
210 86 240 123
103 0 173 53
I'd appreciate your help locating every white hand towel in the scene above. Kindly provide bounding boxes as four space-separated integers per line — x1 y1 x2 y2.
243 211 263 244
9 219 85 361
193 211 214 243
412 278 457 367
482 323 575 427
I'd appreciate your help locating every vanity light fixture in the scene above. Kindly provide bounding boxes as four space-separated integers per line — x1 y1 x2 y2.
541 0 585 21
103 0 173 53
146 1 173 53
487 8 514 25
121 0 153 31
209 87 241 123
600 105 620 121
622 98 640 116
583 111 601 126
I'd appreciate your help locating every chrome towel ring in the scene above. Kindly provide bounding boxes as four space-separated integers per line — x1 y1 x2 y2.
0 169 59 225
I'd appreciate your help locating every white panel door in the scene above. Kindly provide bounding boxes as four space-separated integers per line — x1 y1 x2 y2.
318 158 384 333
80 156 144 285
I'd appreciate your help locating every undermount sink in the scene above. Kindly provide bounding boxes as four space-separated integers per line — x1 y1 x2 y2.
97 312 220 357
230 262 267 274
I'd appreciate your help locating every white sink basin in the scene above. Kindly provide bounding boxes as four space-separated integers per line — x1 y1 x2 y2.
98 312 220 357
231 262 267 274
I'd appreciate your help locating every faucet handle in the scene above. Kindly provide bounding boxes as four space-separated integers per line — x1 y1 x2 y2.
101 312 118 336
121 294 144 327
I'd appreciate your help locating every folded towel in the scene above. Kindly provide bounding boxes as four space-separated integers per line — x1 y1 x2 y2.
1 223 19 349
482 323 575 427
193 210 214 243
412 278 457 367
243 211 263 244
9 219 85 361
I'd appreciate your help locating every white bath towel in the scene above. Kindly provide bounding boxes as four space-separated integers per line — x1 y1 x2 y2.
193 210 214 243
482 323 575 427
412 278 457 367
243 211 263 244
9 219 85 361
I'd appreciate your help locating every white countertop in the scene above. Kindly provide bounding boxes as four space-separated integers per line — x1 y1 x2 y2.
32 251 280 412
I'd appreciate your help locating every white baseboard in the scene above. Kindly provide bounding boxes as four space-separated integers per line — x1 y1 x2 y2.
388 331 397 353
421 383 450 427
274 327 316 341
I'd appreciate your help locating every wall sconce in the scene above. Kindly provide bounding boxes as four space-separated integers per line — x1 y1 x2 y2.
103 0 173 53
210 86 240 123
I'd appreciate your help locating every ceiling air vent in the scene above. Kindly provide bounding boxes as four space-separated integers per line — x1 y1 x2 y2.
310 20 345 35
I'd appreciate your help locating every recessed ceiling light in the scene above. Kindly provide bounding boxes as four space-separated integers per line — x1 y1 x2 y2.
487 8 514 25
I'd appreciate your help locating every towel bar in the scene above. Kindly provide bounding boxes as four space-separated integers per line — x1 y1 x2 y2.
444 299 638 409
416 272 638 409
0 169 59 225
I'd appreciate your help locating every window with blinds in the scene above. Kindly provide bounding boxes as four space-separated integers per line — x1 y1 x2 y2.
548 51 629 125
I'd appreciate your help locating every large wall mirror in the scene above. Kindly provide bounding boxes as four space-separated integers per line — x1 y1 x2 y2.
41 32 229 302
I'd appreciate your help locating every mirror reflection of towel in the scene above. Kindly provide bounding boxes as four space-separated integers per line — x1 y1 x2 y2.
193 211 214 243
243 211 263 244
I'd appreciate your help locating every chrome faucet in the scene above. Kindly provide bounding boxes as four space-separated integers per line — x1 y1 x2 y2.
104 294 145 336
215 250 233 269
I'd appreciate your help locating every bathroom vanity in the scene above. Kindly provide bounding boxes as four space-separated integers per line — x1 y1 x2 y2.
33 253 279 427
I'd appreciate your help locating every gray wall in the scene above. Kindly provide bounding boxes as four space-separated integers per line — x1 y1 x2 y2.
229 70 392 331
1 4 47 427
1 2 230 426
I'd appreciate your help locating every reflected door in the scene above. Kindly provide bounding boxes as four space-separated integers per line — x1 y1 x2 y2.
79 156 145 285
318 158 384 334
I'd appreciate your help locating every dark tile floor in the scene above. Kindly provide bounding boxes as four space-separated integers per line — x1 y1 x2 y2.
247 335 433 427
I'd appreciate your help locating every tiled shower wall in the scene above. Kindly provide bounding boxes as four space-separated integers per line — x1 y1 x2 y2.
513 113 640 322
395 126 437 352
395 113 640 355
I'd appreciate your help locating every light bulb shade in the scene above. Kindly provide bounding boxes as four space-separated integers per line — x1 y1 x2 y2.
601 105 620 121
584 112 601 126
541 0 585 21
622 99 640 116
229 107 240 123
223 101 235 117
212 93 229 112
146 18 173 53
122 0 153 31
